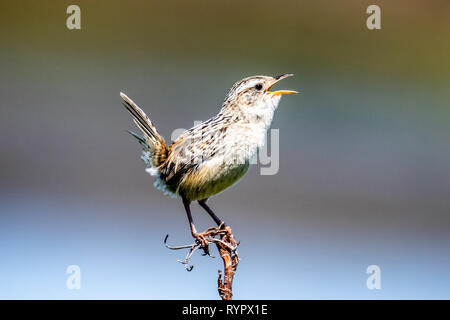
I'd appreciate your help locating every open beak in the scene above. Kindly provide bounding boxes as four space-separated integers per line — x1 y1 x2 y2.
266 73 298 95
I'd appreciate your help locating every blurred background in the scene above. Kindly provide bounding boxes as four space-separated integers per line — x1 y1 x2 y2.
0 0 449 299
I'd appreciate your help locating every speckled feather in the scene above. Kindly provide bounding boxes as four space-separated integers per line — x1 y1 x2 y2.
121 75 293 201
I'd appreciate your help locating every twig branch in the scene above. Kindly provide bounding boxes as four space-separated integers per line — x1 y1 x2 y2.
215 224 239 300
164 224 240 299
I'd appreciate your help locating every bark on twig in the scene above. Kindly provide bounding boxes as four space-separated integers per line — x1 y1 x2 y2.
164 223 239 299
216 225 239 300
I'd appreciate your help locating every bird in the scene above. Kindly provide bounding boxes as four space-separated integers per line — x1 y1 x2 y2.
120 74 297 251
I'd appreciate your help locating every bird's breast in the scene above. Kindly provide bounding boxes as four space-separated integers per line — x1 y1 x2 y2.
159 121 269 201
178 159 250 201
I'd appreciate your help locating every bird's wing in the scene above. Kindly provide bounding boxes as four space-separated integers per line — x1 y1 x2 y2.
160 115 232 184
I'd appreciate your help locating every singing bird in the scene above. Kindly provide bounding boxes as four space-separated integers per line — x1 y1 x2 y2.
121 74 297 248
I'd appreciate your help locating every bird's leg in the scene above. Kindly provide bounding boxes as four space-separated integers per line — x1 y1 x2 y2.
198 199 223 226
183 197 210 255
198 199 239 252
163 198 238 271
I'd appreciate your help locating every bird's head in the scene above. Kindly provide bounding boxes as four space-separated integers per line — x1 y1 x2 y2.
223 74 297 116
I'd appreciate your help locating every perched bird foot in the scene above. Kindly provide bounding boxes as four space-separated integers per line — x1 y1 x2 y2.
197 223 240 256
192 232 212 256
163 223 240 271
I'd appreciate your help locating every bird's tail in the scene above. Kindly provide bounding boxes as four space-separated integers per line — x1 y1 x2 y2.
120 92 168 170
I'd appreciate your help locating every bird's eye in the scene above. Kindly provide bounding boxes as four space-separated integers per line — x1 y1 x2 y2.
255 84 263 90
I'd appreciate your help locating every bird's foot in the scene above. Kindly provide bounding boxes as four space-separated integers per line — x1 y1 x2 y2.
194 222 240 256
164 222 239 271
192 231 213 256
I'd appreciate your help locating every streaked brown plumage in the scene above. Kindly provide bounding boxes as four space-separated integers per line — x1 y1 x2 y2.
121 74 297 249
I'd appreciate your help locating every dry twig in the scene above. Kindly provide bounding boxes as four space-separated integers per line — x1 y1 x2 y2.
164 223 239 300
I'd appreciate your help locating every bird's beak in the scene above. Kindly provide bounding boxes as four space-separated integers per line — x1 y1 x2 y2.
266 73 298 95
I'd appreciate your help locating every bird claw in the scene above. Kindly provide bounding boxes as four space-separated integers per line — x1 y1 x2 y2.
193 232 212 256
163 224 239 271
